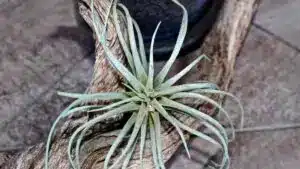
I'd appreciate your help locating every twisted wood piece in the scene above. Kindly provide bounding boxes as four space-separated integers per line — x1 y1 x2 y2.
0 0 259 168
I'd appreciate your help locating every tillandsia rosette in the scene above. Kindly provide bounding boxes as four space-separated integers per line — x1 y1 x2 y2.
44 0 244 169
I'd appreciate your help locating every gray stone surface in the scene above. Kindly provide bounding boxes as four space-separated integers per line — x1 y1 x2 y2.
227 26 300 169
0 0 94 149
255 0 300 49
0 59 93 149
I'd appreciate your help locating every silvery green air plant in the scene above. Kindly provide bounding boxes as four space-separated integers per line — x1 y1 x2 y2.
44 0 244 169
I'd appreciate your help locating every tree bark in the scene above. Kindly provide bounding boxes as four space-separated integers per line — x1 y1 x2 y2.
0 0 260 168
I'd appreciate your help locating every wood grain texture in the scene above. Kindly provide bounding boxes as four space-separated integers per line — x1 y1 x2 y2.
0 0 259 168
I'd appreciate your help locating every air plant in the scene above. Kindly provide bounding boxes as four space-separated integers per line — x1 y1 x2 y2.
44 0 243 169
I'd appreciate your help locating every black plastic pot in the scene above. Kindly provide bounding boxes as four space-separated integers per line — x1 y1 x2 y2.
120 0 225 61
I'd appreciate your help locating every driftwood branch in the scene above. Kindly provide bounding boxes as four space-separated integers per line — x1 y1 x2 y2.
0 0 260 168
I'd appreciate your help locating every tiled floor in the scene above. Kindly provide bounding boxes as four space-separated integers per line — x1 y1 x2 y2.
255 0 300 49
0 0 94 149
226 1 300 168
0 0 300 168
228 26 300 169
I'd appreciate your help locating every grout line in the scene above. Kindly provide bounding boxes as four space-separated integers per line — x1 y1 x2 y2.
253 22 300 53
